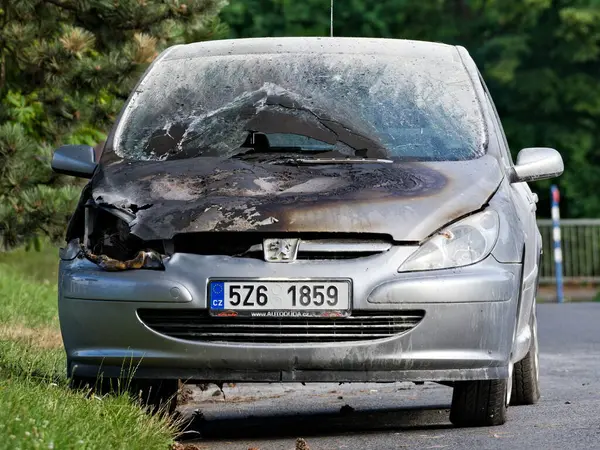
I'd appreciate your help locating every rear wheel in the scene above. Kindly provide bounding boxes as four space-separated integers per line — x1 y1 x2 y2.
70 376 179 415
450 366 512 427
510 307 540 405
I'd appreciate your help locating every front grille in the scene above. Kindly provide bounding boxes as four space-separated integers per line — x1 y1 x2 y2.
171 232 393 261
243 251 382 260
137 309 425 344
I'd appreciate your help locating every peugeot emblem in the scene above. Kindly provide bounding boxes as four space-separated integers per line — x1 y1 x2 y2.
263 238 300 262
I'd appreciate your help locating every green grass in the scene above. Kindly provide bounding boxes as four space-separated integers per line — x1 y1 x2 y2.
0 244 59 285
0 263 59 327
0 375 174 450
0 243 177 449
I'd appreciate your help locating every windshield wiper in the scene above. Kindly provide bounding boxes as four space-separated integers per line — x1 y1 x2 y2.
233 147 394 164
233 148 330 158
289 157 394 165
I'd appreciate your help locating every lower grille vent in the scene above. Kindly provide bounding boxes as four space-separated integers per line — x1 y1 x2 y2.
138 310 425 344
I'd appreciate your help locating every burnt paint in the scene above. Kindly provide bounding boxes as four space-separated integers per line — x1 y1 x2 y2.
89 157 448 241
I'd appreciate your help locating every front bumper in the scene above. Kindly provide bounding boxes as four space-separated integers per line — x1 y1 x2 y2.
59 249 521 383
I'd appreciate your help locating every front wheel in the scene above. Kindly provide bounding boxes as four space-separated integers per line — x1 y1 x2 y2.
450 374 511 427
510 307 540 405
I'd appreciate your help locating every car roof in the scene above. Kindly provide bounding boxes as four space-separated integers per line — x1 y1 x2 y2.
163 37 464 63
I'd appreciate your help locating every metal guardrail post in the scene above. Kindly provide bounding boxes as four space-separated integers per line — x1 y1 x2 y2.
551 185 564 303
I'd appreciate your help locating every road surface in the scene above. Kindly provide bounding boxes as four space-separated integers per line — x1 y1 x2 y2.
179 303 600 449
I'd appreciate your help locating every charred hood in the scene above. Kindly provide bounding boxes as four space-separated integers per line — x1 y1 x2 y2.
89 155 502 242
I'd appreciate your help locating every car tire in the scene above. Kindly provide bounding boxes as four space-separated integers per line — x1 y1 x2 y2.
70 376 179 415
510 307 540 406
450 378 509 427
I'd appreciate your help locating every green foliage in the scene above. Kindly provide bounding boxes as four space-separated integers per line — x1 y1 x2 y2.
221 0 600 218
0 238 58 283
0 259 58 327
3 91 45 136
0 247 176 448
0 0 228 249
0 374 176 450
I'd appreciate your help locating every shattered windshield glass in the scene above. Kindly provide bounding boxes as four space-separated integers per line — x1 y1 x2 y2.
114 52 486 162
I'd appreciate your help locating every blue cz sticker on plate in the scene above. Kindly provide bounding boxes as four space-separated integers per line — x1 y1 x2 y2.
210 282 225 310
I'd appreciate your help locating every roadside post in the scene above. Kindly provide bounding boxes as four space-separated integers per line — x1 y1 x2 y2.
551 185 564 303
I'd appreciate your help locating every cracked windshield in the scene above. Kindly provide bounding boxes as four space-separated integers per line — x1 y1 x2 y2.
115 53 485 162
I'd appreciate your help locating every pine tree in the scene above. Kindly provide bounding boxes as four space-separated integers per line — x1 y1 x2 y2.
0 0 228 249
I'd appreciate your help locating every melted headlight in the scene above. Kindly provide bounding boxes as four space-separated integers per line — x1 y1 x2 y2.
82 205 166 271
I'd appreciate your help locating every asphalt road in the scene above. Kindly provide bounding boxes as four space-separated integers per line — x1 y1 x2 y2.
179 303 600 450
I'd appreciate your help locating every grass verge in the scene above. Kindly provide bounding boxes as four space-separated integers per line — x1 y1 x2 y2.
0 244 176 449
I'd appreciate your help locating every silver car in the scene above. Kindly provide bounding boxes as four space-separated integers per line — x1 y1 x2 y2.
53 37 563 426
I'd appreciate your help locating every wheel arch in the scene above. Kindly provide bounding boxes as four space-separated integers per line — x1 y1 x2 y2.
511 244 540 363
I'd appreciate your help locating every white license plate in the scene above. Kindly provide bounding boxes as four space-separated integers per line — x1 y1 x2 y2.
208 280 351 317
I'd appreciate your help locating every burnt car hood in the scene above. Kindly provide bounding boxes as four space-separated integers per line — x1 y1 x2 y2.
90 155 502 242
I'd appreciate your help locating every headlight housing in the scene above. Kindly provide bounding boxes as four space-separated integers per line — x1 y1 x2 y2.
399 210 500 272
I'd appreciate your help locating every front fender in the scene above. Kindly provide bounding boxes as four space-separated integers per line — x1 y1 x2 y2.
490 181 524 263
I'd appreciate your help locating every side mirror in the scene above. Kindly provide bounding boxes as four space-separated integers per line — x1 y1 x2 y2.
51 144 97 179
511 147 564 183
